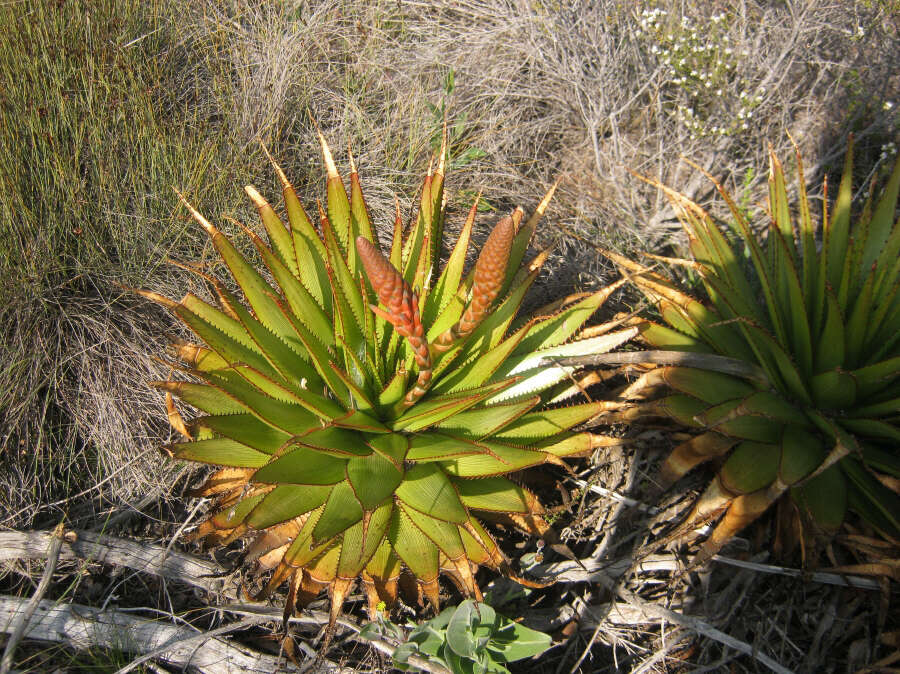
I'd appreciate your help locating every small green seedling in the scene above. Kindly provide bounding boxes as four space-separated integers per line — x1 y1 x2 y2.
362 599 552 674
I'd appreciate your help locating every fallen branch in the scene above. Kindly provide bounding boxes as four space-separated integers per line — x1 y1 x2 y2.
0 529 228 595
0 596 299 673
0 522 65 674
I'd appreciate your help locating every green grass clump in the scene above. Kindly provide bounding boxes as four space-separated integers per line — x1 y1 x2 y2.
0 0 257 525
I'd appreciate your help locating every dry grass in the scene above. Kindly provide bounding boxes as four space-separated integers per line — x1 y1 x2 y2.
1 0 898 671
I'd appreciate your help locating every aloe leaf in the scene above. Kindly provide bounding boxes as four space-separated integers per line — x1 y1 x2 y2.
488 329 639 403
815 289 845 373
317 132 352 255
192 414 290 454
848 355 900 398
402 174 431 287
320 209 366 356
844 462 900 538
152 381 246 415
442 441 546 478
495 400 611 441
338 500 393 578
253 447 347 485
395 463 467 524
365 432 408 469
840 418 900 443
407 433 488 462
312 480 364 544
660 367 757 405
770 227 813 376
388 506 440 583
347 453 404 511
170 438 270 467
397 501 467 560
844 264 876 368
203 370 326 435
638 320 708 352
454 477 530 513
392 379 517 432
719 440 780 494
207 228 305 343
540 432 611 457
284 185 332 316
825 141 854 292
243 222 333 346
847 395 900 417
514 286 620 355
244 185 297 272
436 397 539 439
502 181 557 294
792 464 847 532
726 391 812 429
424 194 477 327
349 160 376 262
173 301 275 382
214 285 324 390
246 484 333 529
433 322 529 395
791 142 818 308
211 490 268 529
861 153 900 275
810 369 857 410
779 427 826 485
739 320 812 405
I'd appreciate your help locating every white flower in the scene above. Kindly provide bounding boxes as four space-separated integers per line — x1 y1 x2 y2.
884 101 895 111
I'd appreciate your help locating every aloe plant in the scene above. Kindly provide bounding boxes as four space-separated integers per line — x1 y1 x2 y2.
608 138 900 561
139 129 635 632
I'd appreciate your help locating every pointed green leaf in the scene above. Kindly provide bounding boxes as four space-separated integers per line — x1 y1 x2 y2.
170 438 270 467
192 414 290 454
347 452 404 510
299 426 372 458
338 500 393 578
825 142 854 292
436 397 539 439
397 501 466 560
495 401 611 441
454 476 530 512
388 506 440 583
212 490 268 529
815 289 845 373
253 447 347 485
155 382 246 415
720 441 779 494
792 464 847 532
407 433 488 462
779 427 826 485
366 432 409 469
810 369 857 410
392 379 518 432
312 480 363 543
246 484 332 529
442 440 546 478
861 153 900 274
395 463 467 523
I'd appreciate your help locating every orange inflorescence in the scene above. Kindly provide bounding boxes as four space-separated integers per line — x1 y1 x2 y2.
356 236 432 405
434 214 515 351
